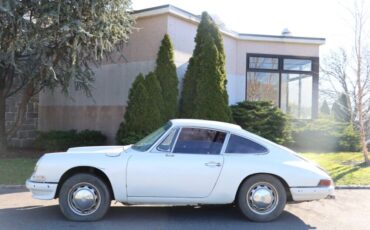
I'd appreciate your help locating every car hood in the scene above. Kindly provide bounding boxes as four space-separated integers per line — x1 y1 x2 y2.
66 145 131 156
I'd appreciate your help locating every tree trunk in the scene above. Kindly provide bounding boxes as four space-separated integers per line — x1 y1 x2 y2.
358 92 369 165
6 84 34 138
0 91 7 152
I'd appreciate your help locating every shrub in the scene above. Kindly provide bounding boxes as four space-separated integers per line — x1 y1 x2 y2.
77 130 107 147
231 101 292 145
116 74 150 145
34 130 107 151
290 118 360 152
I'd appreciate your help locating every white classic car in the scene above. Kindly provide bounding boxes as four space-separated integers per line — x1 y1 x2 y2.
26 119 334 222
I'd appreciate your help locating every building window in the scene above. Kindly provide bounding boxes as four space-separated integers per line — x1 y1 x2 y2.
281 74 312 119
283 59 312 71
249 57 279 70
247 54 317 119
246 72 279 106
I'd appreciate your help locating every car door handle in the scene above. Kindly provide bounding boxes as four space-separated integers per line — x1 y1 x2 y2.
205 162 222 167
165 153 174 157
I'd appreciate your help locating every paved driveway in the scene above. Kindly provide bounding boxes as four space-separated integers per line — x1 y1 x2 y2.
0 188 369 230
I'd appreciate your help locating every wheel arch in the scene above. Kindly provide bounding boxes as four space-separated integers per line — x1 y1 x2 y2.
55 166 115 200
235 173 292 202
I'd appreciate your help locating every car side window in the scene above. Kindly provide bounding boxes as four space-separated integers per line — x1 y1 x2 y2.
225 134 268 154
157 128 179 152
173 128 226 154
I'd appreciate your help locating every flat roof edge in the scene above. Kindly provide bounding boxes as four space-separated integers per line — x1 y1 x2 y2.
132 5 326 45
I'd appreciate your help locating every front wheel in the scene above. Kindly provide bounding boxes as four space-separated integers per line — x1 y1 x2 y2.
238 174 287 222
59 173 111 221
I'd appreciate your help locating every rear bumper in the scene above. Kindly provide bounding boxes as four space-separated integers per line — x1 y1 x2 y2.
25 179 58 200
290 186 335 201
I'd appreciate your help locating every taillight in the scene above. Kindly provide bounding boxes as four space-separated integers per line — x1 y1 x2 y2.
318 179 332 187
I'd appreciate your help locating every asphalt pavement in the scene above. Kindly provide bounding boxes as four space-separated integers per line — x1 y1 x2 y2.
0 188 369 230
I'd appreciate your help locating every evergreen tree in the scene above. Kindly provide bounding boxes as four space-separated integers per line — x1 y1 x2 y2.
320 100 331 115
145 72 165 131
332 93 351 122
179 12 231 121
0 0 134 151
194 34 231 121
231 101 292 145
116 74 149 144
179 57 196 118
155 34 179 121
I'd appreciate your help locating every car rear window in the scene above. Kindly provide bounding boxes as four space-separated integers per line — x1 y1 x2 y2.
225 134 267 154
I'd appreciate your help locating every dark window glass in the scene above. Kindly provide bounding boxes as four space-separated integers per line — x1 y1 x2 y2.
249 57 279 70
173 128 227 154
225 135 267 154
283 59 312 71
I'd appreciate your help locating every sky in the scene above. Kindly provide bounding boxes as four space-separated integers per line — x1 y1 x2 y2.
132 0 370 56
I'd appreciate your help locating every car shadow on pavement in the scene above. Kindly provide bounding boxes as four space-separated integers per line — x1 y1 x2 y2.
0 204 316 230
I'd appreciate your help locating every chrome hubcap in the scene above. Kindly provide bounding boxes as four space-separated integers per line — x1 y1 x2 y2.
247 182 278 215
68 183 100 216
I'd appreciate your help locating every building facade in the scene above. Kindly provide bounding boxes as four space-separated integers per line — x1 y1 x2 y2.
37 5 325 143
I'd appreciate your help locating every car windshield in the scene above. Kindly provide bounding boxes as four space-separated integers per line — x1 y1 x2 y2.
132 122 172 152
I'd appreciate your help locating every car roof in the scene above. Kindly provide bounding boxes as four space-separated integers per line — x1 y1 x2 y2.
170 119 242 132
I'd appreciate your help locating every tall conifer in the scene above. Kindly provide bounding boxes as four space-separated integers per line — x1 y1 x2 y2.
155 34 179 120
179 12 231 121
116 74 149 144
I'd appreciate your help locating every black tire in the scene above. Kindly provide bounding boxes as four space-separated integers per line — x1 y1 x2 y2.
59 173 111 221
237 174 286 222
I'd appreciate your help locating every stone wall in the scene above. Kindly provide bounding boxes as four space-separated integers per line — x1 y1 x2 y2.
5 94 38 148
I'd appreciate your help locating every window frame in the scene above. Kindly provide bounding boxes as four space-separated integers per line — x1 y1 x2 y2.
224 134 269 155
246 53 319 119
157 126 230 155
155 127 180 152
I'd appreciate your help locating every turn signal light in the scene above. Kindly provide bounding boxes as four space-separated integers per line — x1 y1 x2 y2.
318 179 332 187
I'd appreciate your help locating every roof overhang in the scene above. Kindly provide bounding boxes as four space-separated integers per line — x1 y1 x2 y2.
133 5 326 45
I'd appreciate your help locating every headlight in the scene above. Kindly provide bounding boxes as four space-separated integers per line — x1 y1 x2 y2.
33 164 38 174
31 175 46 182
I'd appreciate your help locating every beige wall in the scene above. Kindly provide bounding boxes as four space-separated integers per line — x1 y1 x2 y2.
39 105 125 143
38 12 322 144
121 14 169 62
39 14 171 143
235 40 320 76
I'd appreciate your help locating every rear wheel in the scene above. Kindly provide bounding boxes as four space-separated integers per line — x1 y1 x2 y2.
238 174 286 222
59 173 111 221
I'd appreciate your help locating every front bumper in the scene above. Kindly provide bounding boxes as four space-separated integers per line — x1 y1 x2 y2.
25 179 58 200
290 186 335 201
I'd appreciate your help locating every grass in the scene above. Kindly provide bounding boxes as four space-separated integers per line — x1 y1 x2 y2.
300 152 370 185
0 158 37 185
0 152 369 185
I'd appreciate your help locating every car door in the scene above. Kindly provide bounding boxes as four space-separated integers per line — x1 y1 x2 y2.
127 127 227 198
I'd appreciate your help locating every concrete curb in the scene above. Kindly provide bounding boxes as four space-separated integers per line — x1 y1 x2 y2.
0 185 26 189
335 185 370 189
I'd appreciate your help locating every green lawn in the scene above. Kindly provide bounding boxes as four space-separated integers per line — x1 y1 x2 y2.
0 158 37 185
0 153 369 185
300 152 370 185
